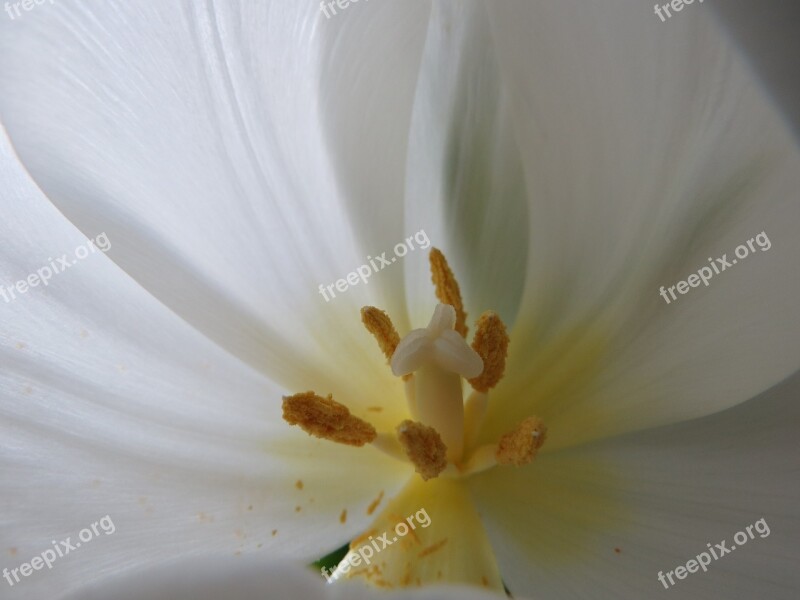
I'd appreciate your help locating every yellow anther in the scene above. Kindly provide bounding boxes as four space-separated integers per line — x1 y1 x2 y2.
429 248 468 338
282 392 376 447
468 311 510 392
361 306 401 361
396 420 448 481
495 416 547 466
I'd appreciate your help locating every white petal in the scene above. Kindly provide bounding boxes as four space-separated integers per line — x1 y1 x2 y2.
58 558 327 600
481 0 800 446
403 1 530 327
316 0 434 330
0 1 396 400
470 372 800 599
59 555 514 600
0 129 406 598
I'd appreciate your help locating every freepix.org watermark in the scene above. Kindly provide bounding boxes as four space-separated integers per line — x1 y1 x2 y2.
653 0 704 23
4 0 56 21
318 0 369 20
320 508 432 581
3 515 116 587
657 517 770 589
0 232 111 304
659 231 771 304
318 229 430 302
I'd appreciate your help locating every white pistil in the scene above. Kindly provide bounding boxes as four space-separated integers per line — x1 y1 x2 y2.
414 364 465 462
391 304 483 463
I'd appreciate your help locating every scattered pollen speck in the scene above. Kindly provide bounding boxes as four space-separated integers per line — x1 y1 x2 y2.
367 491 385 515
247 505 253 511
8 548 17 557
91 479 102 488
271 529 278 536
234 551 242 557
295 479 304 490
79 329 89 338
366 406 383 412
340 509 347 524
15 342 26 350
418 539 447 558
351 529 378 548
197 512 214 523
294 505 302 513
481 576 489 587
614 547 622 554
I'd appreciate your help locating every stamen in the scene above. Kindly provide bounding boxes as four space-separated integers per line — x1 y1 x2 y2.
429 248 468 338
458 444 499 476
468 311 510 392
495 417 547 466
360 306 401 362
396 420 448 481
371 432 408 463
462 390 489 449
282 392 376 447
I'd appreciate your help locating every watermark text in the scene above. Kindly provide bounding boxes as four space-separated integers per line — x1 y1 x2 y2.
659 231 770 304
4 515 116 587
657 517 770 589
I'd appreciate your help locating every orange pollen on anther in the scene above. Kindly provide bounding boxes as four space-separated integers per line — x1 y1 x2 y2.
429 248 468 338
468 311 510 392
282 392 376 447
495 416 547 466
396 420 448 481
361 306 401 361
361 305 411 382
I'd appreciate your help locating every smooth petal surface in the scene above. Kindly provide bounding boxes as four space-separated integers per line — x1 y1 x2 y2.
469 372 800 599
402 1 529 327
0 130 406 599
0 0 401 410
316 0 433 332
59 556 512 600
478 0 800 448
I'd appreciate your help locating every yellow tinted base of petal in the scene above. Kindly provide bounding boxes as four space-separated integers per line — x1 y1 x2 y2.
331 476 503 591
468 451 631 567
482 323 611 451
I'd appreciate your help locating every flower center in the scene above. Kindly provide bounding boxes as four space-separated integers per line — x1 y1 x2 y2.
282 248 546 481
